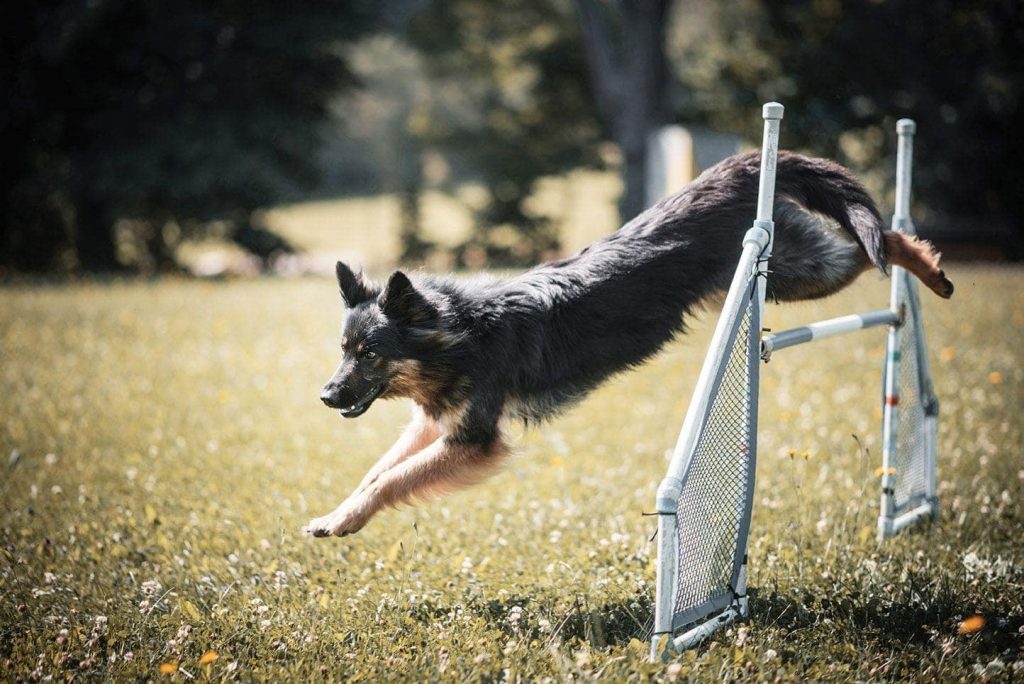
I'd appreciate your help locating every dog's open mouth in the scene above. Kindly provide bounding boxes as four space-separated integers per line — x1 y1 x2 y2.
339 383 386 418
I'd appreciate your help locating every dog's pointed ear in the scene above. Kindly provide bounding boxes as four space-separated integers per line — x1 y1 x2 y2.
336 261 380 308
379 271 435 324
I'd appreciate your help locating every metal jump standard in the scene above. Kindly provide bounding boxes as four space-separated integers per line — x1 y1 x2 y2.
650 105 940 660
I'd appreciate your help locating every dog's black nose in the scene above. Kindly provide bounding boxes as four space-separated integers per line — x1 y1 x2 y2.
320 390 340 409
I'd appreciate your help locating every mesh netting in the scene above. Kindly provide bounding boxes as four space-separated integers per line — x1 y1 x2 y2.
892 277 929 511
672 289 757 629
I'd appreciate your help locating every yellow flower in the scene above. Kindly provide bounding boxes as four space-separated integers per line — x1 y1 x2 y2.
199 650 219 666
159 662 178 675
988 371 1003 385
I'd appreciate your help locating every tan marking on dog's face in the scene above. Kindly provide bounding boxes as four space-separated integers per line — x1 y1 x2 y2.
384 359 435 406
381 359 470 421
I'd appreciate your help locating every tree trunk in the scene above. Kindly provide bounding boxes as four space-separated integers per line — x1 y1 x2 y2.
573 0 670 222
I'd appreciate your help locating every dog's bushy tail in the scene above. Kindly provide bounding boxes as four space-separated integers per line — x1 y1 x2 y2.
773 151 889 272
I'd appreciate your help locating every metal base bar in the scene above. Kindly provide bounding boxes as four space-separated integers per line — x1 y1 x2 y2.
672 605 745 651
762 309 899 357
879 499 938 541
893 501 938 531
878 500 938 539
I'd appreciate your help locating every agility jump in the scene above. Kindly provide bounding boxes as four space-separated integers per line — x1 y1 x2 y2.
650 105 941 658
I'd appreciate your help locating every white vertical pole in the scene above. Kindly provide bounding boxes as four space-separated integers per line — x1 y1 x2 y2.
756 103 785 228
895 118 939 518
878 314 902 540
744 100 782 615
753 103 784 366
651 103 783 660
651 476 680 660
925 414 939 514
893 119 915 231
878 119 915 541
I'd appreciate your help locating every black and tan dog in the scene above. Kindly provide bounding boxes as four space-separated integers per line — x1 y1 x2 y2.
303 151 953 538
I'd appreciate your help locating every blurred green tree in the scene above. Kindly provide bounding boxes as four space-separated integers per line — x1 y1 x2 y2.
407 0 604 267
1 0 381 273
669 0 1023 249
325 35 437 265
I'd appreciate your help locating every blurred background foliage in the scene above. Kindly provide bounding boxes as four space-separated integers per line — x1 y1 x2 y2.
2 0 1021 275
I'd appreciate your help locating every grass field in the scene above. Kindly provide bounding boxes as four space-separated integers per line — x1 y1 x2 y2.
1 265 1022 681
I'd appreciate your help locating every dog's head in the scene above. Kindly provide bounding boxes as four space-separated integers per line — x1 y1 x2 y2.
320 262 439 418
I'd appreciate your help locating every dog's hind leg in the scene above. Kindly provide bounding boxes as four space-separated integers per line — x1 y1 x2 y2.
766 200 954 301
767 199 874 301
304 433 508 537
883 231 954 298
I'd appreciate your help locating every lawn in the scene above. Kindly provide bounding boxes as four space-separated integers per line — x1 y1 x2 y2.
1 265 1022 681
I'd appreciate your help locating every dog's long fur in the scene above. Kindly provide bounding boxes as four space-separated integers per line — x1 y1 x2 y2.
304 151 953 537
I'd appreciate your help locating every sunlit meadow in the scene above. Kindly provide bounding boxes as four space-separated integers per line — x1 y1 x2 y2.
2 263 1022 681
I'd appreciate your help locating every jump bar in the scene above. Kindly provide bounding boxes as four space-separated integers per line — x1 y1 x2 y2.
762 309 899 357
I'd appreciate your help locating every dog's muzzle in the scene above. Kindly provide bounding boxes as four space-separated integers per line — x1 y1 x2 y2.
320 383 386 418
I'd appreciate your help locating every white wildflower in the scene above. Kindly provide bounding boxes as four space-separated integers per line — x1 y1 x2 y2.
962 551 1013 581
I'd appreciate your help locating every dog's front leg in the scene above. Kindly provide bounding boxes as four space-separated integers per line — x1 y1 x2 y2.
353 405 440 493
303 407 439 537
303 433 507 538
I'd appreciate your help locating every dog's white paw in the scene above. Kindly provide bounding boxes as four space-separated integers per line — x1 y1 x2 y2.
303 496 374 538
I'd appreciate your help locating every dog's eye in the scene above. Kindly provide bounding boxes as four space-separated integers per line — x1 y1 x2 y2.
363 350 378 360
